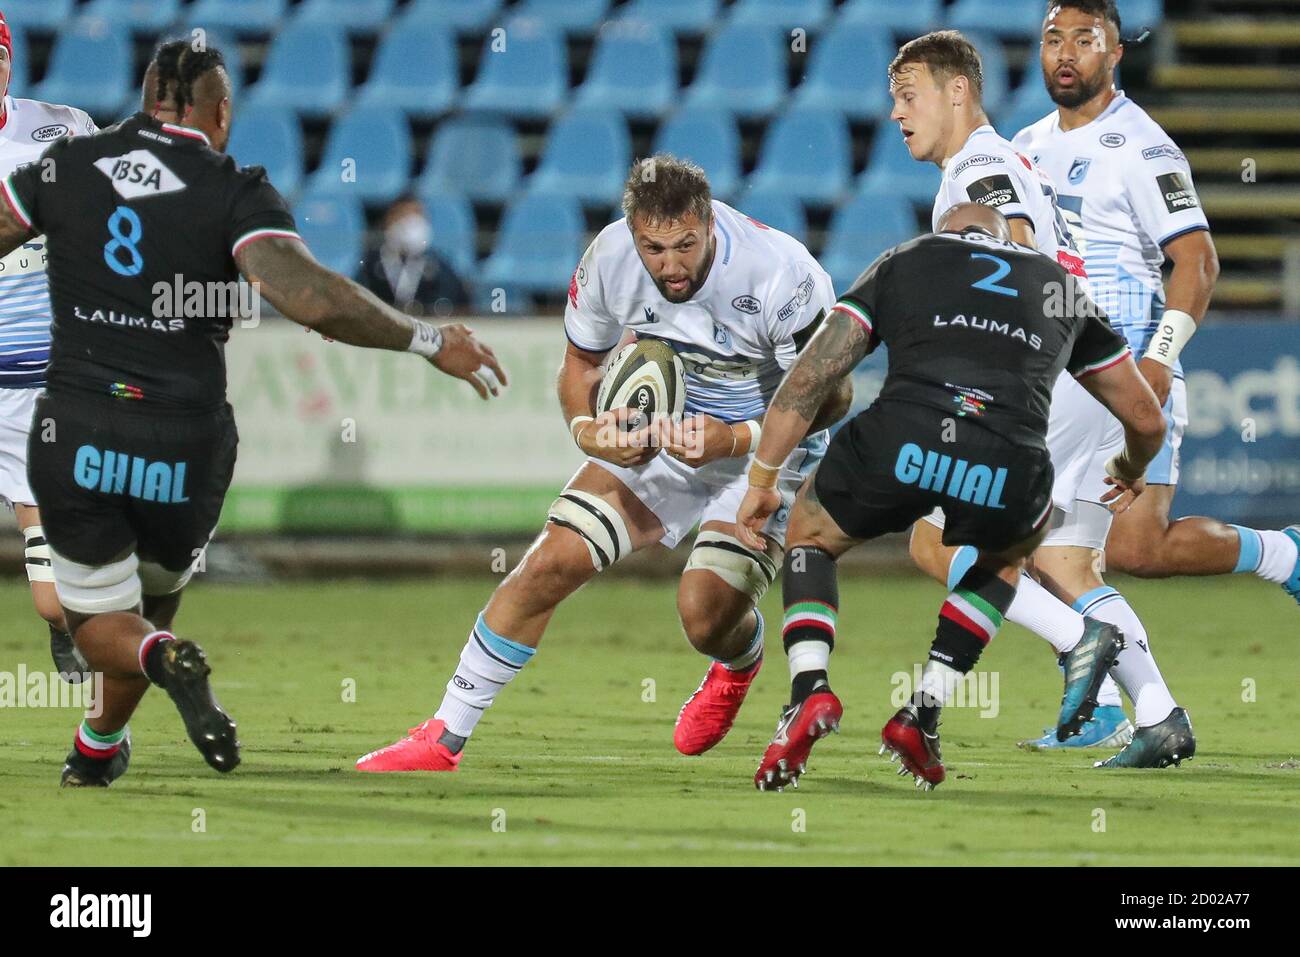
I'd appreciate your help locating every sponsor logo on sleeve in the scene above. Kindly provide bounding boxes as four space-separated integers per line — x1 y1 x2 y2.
1067 157 1092 185
732 294 761 314
1157 171 1200 213
776 274 816 322
1099 132 1126 148
950 153 1004 178
1142 144 1186 163
32 124 70 143
966 174 1020 209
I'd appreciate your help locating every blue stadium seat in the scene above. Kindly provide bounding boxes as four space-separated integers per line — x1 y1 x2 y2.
0 1 75 32
529 109 630 205
512 0 611 33
479 194 585 295
419 194 478 278
80 0 183 33
790 23 893 121
398 0 503 34
820 190 918 295
616 0 719 34
575 20 676 119
228 106 304 198
729 0 832 32
463 18 567 120
307 108 412 205
292 0 394 34
33 21 131 119
857 122 943 207
653 109 742 200
948 0 1044 42
295 194 365 276
355 24 457 119
186 0 287 36
836 0 942 35
5 23 30 100
964 31 1009 115
746 109 851 205
731 191 808 245
420 116 521 203
247 22 350 118
684 23 788 120
997 75 1056 140
1123 0 1165 30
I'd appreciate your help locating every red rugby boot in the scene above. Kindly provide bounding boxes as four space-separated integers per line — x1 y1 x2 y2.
879 705 944 791
356 718 462 772
754 689 842 791
674 658 762 755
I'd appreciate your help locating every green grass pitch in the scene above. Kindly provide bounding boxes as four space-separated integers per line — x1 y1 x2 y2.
1 574 1296 866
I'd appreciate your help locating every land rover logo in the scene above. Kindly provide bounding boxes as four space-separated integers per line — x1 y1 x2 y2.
32 124 70 143
732 294 760 314
1099 132 1126 148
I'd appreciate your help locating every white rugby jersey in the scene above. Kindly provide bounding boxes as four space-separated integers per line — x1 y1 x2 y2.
565 200 835 428
933 124 1086 279
0 96 96 388
1013 92 1210 368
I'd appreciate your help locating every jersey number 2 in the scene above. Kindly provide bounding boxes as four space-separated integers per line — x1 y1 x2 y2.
104 206 144 277
969 253 1018 298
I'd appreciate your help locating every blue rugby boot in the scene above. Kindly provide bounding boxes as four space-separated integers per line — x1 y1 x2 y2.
1056 618 1125 742
1019 704 1133 750
1095 707 1195 769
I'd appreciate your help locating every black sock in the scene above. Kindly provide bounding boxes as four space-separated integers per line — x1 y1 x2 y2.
782 545 839 704
791 669 829 705
437 729 467 754
141 634 174 687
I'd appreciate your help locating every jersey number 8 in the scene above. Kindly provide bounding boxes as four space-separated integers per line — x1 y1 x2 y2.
104 206 144 278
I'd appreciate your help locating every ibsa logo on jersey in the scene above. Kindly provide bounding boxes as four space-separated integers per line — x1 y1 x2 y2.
1068 157 1091 185
1099 132 1126 148
31 124 69 143
92 150 187 200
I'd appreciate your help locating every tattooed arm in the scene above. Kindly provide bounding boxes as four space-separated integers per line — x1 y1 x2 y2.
752 309 874 469
0 198 35 260
237 236 506 398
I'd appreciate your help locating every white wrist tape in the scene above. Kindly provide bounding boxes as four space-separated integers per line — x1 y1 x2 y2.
409 320 443 358
1104 452 1143 484
741 419 762 455
1143 308 1196 368
569 415 595 446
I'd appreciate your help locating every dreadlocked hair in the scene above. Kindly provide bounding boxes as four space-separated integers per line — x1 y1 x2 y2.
175 46 226 114
151 39 190 114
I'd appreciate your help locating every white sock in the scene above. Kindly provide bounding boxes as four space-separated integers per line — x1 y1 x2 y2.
1083 589 1177 728
1232 526 1299 584
947 548 1085 654
718 612 764 671
787 639 829 682
434 613 536 739
918 659 962 708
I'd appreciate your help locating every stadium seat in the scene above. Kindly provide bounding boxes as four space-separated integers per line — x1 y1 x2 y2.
684 23 788 120
463 18 567 120
790 23 894 122
306 108 412 206
398 0 503 34
354 24 457 119
512 0 611 33
948 0 1045 42
5 23 29 100
295 194 365 276
246 22 350 119
32 21 131 119
857 122 943 207
419 116 521 203
1123 0 1166 30
653 109 742 200
0 1 75 32
746 109 852 205
836 0 943 35
228 106 304 198
728 0 833 32
419 194 478 278
291 0 395 34
997 75 1056 140
479 193 585 295
731 191 808 245
529 109 631 205
964 31 1010 115
575 19 677 120
185 0 287 36
820 190 918 295
615 0 719 34
80 0 183 33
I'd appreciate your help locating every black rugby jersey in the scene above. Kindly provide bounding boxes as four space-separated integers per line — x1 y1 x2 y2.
832 231 1129 450
3 113 299 410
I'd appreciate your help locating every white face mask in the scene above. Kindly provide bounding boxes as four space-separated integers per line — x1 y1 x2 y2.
387 215 431 257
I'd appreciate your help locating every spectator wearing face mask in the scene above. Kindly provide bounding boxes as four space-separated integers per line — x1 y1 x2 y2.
357 195 469 316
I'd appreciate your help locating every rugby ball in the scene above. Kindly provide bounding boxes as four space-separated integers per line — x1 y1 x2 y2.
595 337 685 430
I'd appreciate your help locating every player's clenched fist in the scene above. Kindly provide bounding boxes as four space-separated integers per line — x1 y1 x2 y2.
428 323 509 399
574 407 662 468
736 486 781 551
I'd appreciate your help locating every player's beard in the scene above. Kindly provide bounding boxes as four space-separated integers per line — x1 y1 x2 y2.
1046 65 1107 108
654 240 715 303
